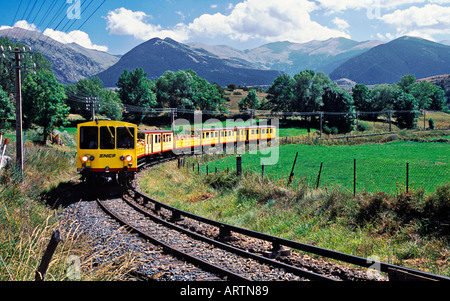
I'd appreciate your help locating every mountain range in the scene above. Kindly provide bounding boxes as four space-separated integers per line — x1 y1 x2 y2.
96 37 282 87
189 38 384 76
330 36 450 85
2 28 450 89
0 28 119 84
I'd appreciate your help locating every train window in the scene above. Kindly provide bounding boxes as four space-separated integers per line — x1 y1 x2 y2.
251 130 255 135
80 127 98 149
117 127 135 149
100 126 115 149
215 132 218 138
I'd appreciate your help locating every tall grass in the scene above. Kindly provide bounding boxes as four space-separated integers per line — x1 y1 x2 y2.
139 161 450 276
0 144 137 281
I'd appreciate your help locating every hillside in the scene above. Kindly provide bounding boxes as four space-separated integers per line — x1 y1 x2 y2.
330 36 450 85
97 37 282 87
190 38 383 76
0 28 119 84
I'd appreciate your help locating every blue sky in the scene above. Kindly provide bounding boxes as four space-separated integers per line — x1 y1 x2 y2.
1 0 449 55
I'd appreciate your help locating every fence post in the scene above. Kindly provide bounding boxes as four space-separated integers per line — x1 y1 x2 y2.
261 163 265 178
287 152 299 186
236 155 242 176
35 229 62 281
406 162 409 193
316 162 323 189
354 158 356 196
319 112 323 138
388 110 392 132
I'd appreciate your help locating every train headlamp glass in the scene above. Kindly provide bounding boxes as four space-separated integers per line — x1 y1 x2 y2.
81 155 89 163
125 155 133 162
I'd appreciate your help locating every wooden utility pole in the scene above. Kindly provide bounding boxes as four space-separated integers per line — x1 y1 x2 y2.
1 46 35 177
13 47 23 176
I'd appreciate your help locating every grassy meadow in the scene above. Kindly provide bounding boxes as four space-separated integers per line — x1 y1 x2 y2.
197 140 449 195
138 159 450 277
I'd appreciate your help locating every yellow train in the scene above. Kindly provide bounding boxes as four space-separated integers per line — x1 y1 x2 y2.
77 120 276 184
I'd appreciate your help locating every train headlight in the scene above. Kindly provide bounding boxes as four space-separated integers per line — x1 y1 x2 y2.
81 155 89 163
125 155 133 162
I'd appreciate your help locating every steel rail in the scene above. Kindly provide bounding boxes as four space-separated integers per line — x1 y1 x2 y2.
122 195 336 281
132 189 450 282
96 199 251 282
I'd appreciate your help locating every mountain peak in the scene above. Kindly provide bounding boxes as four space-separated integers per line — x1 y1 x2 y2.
330 36 450 85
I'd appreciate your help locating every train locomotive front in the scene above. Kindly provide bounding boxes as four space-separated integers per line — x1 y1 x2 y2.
77 120 138 185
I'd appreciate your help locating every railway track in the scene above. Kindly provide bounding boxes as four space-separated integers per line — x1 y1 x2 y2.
61 155 450 282
124 185 450 281
97 197 331 281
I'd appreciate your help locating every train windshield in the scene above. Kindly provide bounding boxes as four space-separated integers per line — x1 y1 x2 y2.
117 127 135 149
79 127 98 149
100 126 115 150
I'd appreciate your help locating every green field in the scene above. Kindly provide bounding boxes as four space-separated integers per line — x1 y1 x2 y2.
197 141 449 194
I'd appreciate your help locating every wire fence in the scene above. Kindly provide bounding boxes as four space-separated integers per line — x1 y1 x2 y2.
187 153 449 196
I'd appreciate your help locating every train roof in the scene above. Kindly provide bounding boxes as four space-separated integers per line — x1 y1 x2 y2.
193 125 276 132
138 129 173 134
77 120 137 127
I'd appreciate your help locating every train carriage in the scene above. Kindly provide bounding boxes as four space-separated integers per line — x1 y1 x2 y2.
77 120 277 185
77 120 138 183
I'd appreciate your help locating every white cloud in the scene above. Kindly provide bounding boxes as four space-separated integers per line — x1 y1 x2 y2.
0 20 39 32
380 4 450 39
0 20 108 52
105 7 189 41
43 28 109 52
333 17 350 30
317 0 427 12
106 1 350 44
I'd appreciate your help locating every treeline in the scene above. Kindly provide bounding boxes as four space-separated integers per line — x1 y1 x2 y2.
240 71 447 133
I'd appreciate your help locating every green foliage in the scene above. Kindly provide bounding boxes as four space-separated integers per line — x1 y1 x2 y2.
321 86 355 133
116 68 157 124
99 89 123 121
22 71 69 143
154 69 227 112
0 86 13 128
392 90 420 129
352 84 374 113
238 89 260 110
65 77 123 121
428 118 435 129
0 37 52 93
266 74 295 112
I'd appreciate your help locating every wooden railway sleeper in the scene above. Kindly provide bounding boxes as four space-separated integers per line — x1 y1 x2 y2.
217 225 236 242
170 209 183 222
263 241 291 259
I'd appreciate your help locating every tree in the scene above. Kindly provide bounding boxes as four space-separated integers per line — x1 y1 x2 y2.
266 74 295 112
0 86 14 128
99 89 123 121
0 37 52 93
409 80 446 110
392 90 420 129
116 68 157 124
371 84 397 111
22 71 69 144
239 89 260 110
321 86 355 133
154 69 226 112
398 74 416 94
65 77 104 120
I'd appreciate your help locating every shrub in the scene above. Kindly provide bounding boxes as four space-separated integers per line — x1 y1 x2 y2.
428 118 435 130
357 122 371 132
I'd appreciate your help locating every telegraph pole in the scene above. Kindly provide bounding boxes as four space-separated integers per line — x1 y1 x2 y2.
1 46 34 178
13 48 23 176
